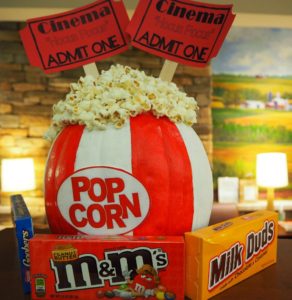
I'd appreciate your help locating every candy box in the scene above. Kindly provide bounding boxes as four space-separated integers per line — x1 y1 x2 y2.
11 194 34 294
29 235 184 299
185 210 278 300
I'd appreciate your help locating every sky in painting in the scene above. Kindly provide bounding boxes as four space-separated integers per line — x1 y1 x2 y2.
212 27 292 76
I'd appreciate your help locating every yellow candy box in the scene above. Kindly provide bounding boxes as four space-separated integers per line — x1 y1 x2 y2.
185 210 278 300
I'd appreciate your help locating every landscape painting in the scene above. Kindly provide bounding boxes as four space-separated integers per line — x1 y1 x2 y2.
212 27 292 198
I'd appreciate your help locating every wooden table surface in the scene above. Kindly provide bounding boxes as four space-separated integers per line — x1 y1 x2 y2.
0 228 291 300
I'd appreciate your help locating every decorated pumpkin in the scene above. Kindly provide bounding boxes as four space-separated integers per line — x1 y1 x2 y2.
44 65 213 236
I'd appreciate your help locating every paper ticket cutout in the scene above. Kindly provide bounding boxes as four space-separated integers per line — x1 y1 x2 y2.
127 0 235 68
20 0 129 73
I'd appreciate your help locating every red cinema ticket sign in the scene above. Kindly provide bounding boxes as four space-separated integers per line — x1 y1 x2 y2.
20 0 129 73
127 0 235 67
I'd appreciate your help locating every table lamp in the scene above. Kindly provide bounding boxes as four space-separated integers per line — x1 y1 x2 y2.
1 158 36 193
256 153 288 211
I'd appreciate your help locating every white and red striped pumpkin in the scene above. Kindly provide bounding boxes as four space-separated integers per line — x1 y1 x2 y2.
45 113 213 235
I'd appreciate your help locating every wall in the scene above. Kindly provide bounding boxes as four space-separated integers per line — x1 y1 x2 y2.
0 22 212 214
2 0 292 25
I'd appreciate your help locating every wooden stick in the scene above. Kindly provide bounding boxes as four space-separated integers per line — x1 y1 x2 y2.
83 62 99 77
159 60 178 82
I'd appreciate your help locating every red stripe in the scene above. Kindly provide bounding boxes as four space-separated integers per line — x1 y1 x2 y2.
131 113 194 235
45 125 85 234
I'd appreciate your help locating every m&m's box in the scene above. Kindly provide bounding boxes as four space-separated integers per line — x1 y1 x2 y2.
185 211 278 300
29 235 184 299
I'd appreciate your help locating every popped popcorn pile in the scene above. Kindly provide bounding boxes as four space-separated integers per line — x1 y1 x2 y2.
45 64 198 141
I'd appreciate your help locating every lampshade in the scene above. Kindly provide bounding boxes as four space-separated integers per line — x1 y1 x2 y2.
256 153 288 188
1 158 36 192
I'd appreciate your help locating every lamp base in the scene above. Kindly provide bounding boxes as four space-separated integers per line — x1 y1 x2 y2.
267 188 275 211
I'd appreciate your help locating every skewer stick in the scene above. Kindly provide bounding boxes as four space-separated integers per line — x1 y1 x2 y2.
83 62 99 77
159 60 178 82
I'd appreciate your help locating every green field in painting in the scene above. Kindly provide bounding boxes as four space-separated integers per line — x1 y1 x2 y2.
214 142 292 173
212 108 292 193
213 74 292 96
213 109 292 144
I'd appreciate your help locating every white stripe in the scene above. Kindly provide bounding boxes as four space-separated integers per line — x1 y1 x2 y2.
74 121 133 236
176 124 213 230
74 121 132 173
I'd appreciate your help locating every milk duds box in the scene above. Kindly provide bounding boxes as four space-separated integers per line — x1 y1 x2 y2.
29 235 184 299
185 210 278 300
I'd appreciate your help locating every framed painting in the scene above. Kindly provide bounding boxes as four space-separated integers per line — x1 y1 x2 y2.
212 27 292 198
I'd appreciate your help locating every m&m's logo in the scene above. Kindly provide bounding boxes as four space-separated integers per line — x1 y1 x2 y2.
57 167 150 235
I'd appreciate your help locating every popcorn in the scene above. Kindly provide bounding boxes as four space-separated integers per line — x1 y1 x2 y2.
45 64 198 141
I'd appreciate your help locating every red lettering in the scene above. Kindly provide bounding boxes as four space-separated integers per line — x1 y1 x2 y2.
87 204 106 228
71 176 90 201
68 175 145 231
69 203 87 227
88 178 107 202
104 204 125 229
120 193 142 219
105 178 125 203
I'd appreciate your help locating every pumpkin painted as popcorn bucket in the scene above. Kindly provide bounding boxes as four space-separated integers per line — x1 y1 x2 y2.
44 65 213 236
